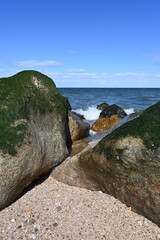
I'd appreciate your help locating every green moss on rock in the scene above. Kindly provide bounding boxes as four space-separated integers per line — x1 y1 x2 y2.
0 70 67 155
106 101 160 150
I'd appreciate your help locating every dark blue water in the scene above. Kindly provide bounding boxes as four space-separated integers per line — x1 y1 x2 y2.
58 88 160 111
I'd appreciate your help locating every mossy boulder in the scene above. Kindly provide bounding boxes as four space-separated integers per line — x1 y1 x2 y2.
0 70 71 210
52 101 160 226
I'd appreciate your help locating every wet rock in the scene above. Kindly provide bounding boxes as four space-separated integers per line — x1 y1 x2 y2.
97 102 109 111
100 104 127 118
69 111 90 141
91 104 127 132
91 115 121 132
71 111 85 120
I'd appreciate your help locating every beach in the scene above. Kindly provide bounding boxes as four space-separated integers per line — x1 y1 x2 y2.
0 176 160 240
1 85 160 239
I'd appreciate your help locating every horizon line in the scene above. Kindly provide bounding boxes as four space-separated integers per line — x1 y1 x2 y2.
57 87 160 89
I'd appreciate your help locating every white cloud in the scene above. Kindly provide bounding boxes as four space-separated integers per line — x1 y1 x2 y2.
46 70 160 87
4 68 159 87
114 72 150 77
12 60 64 67
67 69 85 73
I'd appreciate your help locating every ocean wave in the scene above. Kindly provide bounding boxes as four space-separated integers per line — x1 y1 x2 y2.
89 129 97 135
124 108 135 115
73 106 101 120
74 106 135 121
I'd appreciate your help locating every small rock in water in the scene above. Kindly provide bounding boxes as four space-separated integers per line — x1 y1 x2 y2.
97 102 109 111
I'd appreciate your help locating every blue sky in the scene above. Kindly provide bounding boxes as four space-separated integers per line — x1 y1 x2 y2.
1 0 160 87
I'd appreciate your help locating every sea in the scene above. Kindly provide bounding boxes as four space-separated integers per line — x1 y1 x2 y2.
58 88 160 121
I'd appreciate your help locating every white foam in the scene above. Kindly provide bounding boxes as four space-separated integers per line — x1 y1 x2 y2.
89 129 97 135
74 106 101 121
124 108 135 115
74 106 135 121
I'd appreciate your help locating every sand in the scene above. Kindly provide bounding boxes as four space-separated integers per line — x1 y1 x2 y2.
0 175 159 240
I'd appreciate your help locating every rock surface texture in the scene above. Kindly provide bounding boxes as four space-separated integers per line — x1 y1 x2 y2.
0 70 71 210
53 101 160 226
91 104 127 132
62 96 72 110
69 111 90 141
97 102 109 111
91 115 121 132
100 104 127 118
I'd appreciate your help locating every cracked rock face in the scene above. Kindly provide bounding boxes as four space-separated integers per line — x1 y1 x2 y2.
53 102 160 226
0 70 71 210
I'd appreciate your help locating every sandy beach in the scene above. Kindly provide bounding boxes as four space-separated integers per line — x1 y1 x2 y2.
0 175 159 240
